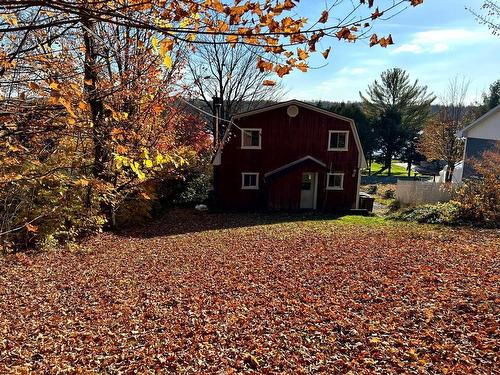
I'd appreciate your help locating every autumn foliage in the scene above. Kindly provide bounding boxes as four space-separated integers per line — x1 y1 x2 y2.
455 146 500 227
1 1 427 248
0 212 497 372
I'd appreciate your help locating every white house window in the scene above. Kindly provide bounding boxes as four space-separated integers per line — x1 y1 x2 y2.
328 130 349 151
242 173 259 190
326 173 344 190
241 128 261 149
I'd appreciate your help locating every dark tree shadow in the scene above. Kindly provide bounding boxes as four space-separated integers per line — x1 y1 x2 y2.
116 209 356 239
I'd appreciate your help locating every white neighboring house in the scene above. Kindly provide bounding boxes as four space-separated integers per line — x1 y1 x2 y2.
457 105 500 180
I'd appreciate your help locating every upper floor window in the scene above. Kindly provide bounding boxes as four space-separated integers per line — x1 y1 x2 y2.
242 173 259 190
328 130 349 151
241 128 261 149
326 173 344 190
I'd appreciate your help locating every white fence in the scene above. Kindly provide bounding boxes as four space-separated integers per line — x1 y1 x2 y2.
396 180 456 206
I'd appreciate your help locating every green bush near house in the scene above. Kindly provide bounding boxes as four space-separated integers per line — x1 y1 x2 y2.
174 172 211 206
390 201 462 225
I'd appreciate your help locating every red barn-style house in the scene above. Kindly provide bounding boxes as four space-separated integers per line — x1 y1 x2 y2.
212 100 367 211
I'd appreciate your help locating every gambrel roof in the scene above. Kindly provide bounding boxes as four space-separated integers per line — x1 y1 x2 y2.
214 99 367 168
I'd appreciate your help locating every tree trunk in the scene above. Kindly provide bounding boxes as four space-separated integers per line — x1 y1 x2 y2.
407 160 412 177
83 21 110 181
384 151 392 176
445 163 455 183
82 18 113 224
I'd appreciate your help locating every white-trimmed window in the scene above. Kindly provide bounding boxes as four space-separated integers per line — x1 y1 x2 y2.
326 173 344 190
328 130 349 151
241 173 259 190
241 128 261 149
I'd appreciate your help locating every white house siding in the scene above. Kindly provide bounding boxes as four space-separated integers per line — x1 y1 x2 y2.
466 110 500 141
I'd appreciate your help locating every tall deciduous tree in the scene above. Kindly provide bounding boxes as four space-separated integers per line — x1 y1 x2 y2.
186 34 284 138
360 68 435 175
419 78 471 183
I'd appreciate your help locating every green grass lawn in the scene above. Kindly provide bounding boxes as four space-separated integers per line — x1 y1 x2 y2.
363 160 408 176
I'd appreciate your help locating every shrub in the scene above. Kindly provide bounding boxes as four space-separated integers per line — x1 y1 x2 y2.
174 172 211 206
377 184 397 199
383 188 396 199
455 146 500 228
0 176 106 252
391 201 462 225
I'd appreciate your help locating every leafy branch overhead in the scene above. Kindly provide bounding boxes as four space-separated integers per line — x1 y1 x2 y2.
0 0 425 83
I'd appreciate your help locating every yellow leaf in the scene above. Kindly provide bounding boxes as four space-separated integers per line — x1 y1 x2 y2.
50 82 60 91
74 179 89 187
163 54 172 69
152 36 158 50
145 159 153 168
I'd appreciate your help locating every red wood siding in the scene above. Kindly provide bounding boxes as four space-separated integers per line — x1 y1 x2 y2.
215 104 361 211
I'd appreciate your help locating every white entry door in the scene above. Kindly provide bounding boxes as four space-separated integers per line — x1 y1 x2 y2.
300 172 318 209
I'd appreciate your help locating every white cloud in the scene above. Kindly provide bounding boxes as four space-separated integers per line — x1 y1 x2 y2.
338 67 367 75
391 28 490 55
392 43 424 54
431 43 449 53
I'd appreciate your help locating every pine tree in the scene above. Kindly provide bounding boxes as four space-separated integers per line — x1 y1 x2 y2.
360 68 435 175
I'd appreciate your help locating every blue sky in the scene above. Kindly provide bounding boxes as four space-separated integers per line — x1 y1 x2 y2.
281 0 500 104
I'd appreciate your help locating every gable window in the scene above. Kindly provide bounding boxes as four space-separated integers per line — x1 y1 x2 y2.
326 173 344 190
241 128 261 149
242 173 259 190
328 130 349 151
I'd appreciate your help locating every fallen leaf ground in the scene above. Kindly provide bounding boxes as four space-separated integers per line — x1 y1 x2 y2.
0 211 498 373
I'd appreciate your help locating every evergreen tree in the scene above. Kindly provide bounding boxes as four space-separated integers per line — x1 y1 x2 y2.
481 79 500 114
360 68 435 175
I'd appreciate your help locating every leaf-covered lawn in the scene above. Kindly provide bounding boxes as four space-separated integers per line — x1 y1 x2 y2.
0 211 498 373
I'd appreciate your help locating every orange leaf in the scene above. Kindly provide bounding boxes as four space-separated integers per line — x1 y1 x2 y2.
226 35 238 46
275 65 292 78
336 27 351 40
263 80 276 86
322 47 331 59
297 48 308 61
318 10 329 24
25 223 38 233
296 62 308 72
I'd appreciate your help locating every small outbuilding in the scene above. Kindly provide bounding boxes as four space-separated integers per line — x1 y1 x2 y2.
212 100 366 211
